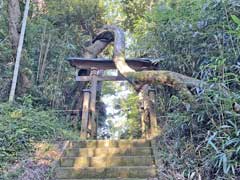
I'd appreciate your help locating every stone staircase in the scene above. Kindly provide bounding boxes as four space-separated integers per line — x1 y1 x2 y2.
55 139 157 179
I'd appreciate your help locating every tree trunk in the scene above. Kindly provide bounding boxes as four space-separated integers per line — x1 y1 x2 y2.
8 0 21 51
102 25 206 99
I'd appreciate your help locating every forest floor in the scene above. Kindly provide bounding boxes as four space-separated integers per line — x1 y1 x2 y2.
3 141 66 180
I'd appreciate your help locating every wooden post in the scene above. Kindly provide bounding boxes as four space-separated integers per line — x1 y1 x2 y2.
140 105 146 138
139 92 145 138
80 89 91 139
139 85 149 138
87 116 92 138
149 89 158 137
89 68 98 138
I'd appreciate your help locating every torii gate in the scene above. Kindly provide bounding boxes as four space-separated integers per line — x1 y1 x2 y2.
67 57 159 139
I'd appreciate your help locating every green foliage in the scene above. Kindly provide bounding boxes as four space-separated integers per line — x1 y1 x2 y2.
127 0 240 179
0 0 105 107
208 119 240 175
231 15 240 26
0 101 80 170
154 85 239 179
101 82 141 139
0 1 105 174
133 0 240 74
120 0 156 32
230 15 240 37
119 92 141 139
1 0 240 179
102 81 117 95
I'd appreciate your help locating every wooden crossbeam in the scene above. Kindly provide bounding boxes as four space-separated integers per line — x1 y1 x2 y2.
76 75 126 82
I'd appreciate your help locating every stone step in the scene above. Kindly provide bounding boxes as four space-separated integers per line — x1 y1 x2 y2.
64 147 152 157
60 156 154 168
68 139 151 149
55 166 157 179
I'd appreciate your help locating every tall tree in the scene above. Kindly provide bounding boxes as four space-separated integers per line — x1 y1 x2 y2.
8 0 21 51
9 0 30 102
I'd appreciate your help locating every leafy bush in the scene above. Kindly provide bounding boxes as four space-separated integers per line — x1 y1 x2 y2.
128 0 240 179
0 102 79 170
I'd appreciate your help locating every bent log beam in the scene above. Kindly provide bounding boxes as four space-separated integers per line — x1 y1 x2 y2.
102 25 206 97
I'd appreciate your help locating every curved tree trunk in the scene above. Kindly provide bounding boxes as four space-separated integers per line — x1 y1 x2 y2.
102 25 206 98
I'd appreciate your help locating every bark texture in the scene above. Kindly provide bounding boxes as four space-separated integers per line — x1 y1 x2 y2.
102 25 206 98
8 0 21 50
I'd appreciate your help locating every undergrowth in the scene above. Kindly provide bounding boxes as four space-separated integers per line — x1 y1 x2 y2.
0 101 80 174
155 86 240 179
130 0 240 179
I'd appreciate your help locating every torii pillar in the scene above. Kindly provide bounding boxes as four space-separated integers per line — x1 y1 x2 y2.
80 69 99 139
139 85 158 139
149 89 158 137
89 68 98 138
80 89 91 139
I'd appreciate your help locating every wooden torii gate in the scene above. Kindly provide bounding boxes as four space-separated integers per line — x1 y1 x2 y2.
67 57 159 139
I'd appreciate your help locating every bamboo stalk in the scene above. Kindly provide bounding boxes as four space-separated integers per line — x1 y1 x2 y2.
39 34 51 83
36 24 46 82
